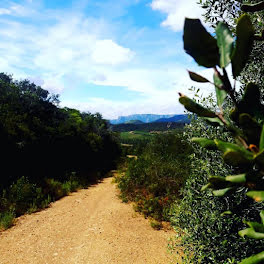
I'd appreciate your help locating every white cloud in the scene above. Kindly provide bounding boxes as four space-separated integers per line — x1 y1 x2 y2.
151 0 204 31
0 3 35 17
0 10 135 94
61 66 217 119
61 96 186 120
0 0 216 119
91 39 134 65
0 8 11 15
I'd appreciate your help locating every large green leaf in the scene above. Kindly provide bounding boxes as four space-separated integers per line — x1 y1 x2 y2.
179 94 217 117
239 251 264 264
241 1 264 12
201 183 212 191
237 83 264 121
215 139 253 160
188 71 210 83
216 22 234 68
239 113 262 146
239 228 264 239
246 221 264 233
215 138 254 167
232 14 255 78
226 174 246 183
224 150 253 167
213 187 233 197
192 137 217 150
214 71 227 107
259 125 264 151
247 191 264 202
184 18 219 68
203 117 224 127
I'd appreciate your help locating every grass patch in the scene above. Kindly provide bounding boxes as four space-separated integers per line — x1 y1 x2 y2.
150 219 162 230
120 131 153 141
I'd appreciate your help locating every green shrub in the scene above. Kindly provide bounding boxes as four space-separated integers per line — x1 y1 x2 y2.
0 174 83 229
8 176 39 216
117 132 192 221
44 178 67 200
0 210 15 230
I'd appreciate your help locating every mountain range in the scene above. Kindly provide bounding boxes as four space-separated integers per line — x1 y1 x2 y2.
109 114 189 124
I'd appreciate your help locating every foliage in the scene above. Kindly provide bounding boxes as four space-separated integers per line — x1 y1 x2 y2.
0 210 15 230
0 73 120 190
172 116 264 263
198 0 264 92
111 122 186 133
178 6 264 264
0 73 121 228
117 132 192 224
120 131 153 142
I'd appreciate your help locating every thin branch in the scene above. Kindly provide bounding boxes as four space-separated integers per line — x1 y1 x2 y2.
214 67 238 107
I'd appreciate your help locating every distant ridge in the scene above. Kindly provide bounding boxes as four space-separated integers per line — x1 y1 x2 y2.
110 114 189 124
125 120 144 124
110 114 175 124
154 114 189 123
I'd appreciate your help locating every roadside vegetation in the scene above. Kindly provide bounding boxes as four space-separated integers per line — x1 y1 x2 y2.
0 73 120 230
116 1 264 263
174 1 264 263
116 132 192 227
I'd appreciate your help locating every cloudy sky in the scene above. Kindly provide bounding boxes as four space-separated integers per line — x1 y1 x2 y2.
0 0 215 119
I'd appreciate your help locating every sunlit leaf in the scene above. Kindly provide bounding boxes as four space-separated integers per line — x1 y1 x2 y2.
226 174 246 183
259 125 264 151
179 94 217 117
239 228 264 239
214 71 227 107
213 187 233 196
192 137 217 150
247 191 264 202
239 251 264 264
216 22 234 68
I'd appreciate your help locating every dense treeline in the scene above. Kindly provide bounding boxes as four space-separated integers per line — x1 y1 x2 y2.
111 122 186 133
0 73 120 228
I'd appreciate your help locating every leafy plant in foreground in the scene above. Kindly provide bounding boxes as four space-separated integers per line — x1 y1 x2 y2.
179 3 264 263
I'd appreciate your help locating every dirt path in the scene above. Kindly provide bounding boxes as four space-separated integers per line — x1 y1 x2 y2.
0 176 179 264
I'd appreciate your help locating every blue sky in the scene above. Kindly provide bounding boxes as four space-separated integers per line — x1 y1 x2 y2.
0 0 215 119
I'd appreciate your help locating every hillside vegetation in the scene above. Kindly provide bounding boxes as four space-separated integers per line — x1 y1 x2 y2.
111 122 185 133
117 132 192 227
0 73 120 229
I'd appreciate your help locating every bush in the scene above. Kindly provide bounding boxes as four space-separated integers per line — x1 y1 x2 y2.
0 210 15 230
172 140 264 263
117 132 192 221
0 174 83 228
8 176 39 216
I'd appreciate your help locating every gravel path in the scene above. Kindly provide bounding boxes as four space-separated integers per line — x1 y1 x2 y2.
0 176 178 264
